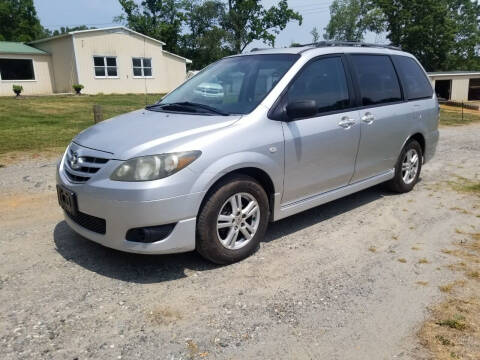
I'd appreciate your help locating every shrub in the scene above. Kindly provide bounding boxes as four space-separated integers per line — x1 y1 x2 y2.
12 85 23 96
72 84 84 94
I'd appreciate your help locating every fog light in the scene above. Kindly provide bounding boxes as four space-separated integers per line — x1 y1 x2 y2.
126 224 176 243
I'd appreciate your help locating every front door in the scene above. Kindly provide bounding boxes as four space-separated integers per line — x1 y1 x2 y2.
281 56 361 204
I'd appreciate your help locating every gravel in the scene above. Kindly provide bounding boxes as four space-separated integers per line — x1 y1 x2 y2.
1 124 479 359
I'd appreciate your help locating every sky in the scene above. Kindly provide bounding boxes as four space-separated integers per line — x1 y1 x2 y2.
34 0 384 51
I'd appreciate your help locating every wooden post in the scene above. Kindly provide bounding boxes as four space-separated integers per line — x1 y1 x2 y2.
93 104 103 123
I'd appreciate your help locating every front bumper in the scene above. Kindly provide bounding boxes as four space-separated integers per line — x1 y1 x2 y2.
57 165 205 255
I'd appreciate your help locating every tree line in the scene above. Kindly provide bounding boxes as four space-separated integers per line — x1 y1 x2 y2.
324 0 480 72
115 0 302 69
1 0 479 72
0 0 302 69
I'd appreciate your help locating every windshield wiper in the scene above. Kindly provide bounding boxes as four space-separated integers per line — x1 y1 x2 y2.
145 101 230 116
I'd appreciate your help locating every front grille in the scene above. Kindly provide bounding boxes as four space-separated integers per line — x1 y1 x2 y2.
64 169 90 182
64 146 110 183
67 211 106 234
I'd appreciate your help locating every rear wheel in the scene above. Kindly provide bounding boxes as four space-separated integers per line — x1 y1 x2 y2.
196 175 269 264
387 139 422 193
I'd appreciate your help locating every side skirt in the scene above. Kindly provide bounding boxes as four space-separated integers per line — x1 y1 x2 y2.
273 169 394 221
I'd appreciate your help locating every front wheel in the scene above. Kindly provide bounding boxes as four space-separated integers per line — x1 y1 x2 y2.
386 139 422 193
196 175 269 264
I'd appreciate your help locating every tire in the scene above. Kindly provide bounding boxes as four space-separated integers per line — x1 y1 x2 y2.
196 175 269 264
386 139 423 193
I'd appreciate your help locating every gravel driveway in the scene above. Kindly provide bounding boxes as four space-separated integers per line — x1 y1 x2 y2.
1 124 479 360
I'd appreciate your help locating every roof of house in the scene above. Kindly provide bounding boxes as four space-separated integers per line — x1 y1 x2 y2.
0 41 48 55
163 49 192 64
428 71 480 77
28 26 191 63
29 26 167 46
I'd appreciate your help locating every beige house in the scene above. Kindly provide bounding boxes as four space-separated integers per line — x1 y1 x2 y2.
428 71 480 102
0 42 55 95
0 26 191 96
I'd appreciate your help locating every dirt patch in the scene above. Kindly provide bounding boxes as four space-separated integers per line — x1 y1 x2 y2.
0 149 62 166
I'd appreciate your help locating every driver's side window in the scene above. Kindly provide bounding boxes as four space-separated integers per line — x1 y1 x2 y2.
287 57 350 115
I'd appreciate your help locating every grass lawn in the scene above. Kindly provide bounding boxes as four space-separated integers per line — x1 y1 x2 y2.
1 95 479 157
0 93 163 155
440 106 480 126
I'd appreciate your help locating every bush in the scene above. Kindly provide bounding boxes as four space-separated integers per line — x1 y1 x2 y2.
12 85 23 96
72 84 84 94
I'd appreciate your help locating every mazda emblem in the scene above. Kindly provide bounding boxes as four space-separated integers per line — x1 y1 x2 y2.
70 151 81 170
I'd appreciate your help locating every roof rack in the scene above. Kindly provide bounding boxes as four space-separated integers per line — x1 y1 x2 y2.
250 47 270 52
249 41 401 53
303 41 401 51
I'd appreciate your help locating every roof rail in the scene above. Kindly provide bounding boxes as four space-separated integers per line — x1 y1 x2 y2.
300 41 401 51
250 47 270 52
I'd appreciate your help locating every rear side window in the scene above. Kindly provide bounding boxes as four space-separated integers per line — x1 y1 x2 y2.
393 56 433 100
351 55 402 106
287 56 350 115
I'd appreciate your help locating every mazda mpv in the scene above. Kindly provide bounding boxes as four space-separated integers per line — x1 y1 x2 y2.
57 42 439 264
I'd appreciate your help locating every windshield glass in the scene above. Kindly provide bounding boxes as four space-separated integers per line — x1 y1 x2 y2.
159 54 300 115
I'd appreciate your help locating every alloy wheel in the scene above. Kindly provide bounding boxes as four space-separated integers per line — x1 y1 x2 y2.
401 148 419 185
216 192 260 250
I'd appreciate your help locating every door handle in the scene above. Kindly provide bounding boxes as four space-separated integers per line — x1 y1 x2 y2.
361 112 375 124
338 117 356 129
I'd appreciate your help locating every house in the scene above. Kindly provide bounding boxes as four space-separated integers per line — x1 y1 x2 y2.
428 71 480 102
0 26 191 96
0 42 54 95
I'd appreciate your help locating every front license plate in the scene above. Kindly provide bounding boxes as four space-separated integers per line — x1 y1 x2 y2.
56 185 78 216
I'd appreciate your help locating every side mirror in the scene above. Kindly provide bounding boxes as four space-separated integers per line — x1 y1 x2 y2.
286 100 317 120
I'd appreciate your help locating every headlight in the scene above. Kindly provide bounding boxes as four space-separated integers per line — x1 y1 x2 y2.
110 151 201 182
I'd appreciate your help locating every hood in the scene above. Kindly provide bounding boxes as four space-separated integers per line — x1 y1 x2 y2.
74 109 240 159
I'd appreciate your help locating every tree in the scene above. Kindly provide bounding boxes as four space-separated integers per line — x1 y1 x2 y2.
311 27 320 43
324 0 383 41
325 0 480 71
116 0 184 53
374 0 480 71
116 0 302 66
181 0 232 69
221 0 302 53
0 0 47 41
51 26 96 37
447 0 480 70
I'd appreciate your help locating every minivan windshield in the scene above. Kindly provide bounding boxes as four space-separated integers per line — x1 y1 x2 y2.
157 54 300 115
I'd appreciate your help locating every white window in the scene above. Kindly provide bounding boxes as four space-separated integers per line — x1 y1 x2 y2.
93 56 118 78
132 58 152 77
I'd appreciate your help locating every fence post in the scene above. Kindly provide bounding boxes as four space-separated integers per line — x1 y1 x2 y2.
93 104 103 123
462 101 464 122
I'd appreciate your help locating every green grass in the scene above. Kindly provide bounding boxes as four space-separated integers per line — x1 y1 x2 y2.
440 108 480 126
447 176 480 196
437 315 467 331
0 95 478 155
0 93 163 154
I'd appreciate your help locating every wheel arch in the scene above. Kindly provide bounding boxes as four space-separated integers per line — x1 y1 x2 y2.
409 132 426 158
197 167 277 222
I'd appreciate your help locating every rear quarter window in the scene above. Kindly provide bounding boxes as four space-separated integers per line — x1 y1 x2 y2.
350 55 402 106
393 56 433 100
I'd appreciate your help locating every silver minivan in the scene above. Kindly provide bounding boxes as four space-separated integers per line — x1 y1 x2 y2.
57 42 439 264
